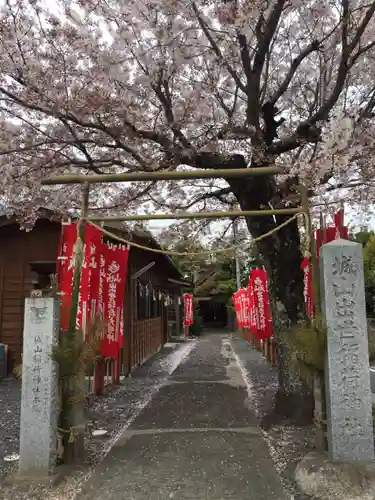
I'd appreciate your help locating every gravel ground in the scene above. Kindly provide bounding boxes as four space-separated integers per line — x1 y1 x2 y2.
229 333 316 500
0 378 22 480
0 340 196 500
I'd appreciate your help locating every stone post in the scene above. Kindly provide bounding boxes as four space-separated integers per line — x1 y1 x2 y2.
19 298 59 476
320 239 374 462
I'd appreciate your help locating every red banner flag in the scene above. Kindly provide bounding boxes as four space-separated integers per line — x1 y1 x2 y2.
242 290 250 329
233 292 239 326
235 289 249 329
237 291 243 328
183 294 194 327
56 223 77 331
87 228 102 324
98 243 106 320
248 280 257 333
249 269 273 339
316 226 349 259
115 246 129 348
98 243 116 358
316 210 348 259
101 243 129 358
239 289 246 328
56 223 129 354
76 224 102 337
334 209 348 239
233 291 243 327
334 209 343 231
301 257 313 318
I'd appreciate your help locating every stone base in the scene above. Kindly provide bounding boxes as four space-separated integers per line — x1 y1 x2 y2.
295 452 375 500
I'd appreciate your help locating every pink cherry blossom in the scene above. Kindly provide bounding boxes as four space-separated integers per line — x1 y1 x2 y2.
0 0 373 232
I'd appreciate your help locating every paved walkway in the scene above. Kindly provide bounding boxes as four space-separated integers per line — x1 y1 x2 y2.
77 333 289 500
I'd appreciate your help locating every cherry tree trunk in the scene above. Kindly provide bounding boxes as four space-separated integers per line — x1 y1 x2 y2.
253 215 313 425
227 168 314 425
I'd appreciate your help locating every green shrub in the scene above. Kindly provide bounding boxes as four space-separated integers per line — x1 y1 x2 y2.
368 332 375 362
280 317 326 378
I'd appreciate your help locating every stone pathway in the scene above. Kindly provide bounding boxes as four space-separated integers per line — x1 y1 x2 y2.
76 333 289 500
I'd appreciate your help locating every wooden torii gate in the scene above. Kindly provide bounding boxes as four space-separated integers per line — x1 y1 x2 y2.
41 167 318 462
42 166 318 329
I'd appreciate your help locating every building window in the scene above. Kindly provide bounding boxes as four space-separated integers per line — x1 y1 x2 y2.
135 281 164 320
151 287 160 318
136 281 147 320
156 291 163 318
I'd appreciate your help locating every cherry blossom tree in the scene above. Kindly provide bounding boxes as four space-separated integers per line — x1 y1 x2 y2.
1 0 375 420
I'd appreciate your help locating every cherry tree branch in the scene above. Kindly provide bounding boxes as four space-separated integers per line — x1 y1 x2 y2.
253 0 286 74
324 180 374 192
59 117 104 174
0 84 155 168
269 40 321 106
349 0 375 51
148 186 233 210
351 39 375 64
1 64 178 169
308 0 375 124
151 72 192 150
237 31 252 105
267 1 375 156
247 0 286 125
191 2 246 93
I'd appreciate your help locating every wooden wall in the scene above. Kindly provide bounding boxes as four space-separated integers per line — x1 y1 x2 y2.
124 246 177 374
0 220 60 369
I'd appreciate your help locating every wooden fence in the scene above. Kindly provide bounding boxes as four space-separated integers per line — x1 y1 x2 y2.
131 317 163 368
86 317 164 399
86 355 121 401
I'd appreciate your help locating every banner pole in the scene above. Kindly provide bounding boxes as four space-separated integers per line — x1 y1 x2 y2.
300 185 327 451
300 185 320 317
68 182 90 331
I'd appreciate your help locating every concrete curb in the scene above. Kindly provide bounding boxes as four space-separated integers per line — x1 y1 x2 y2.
295 452 375 500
